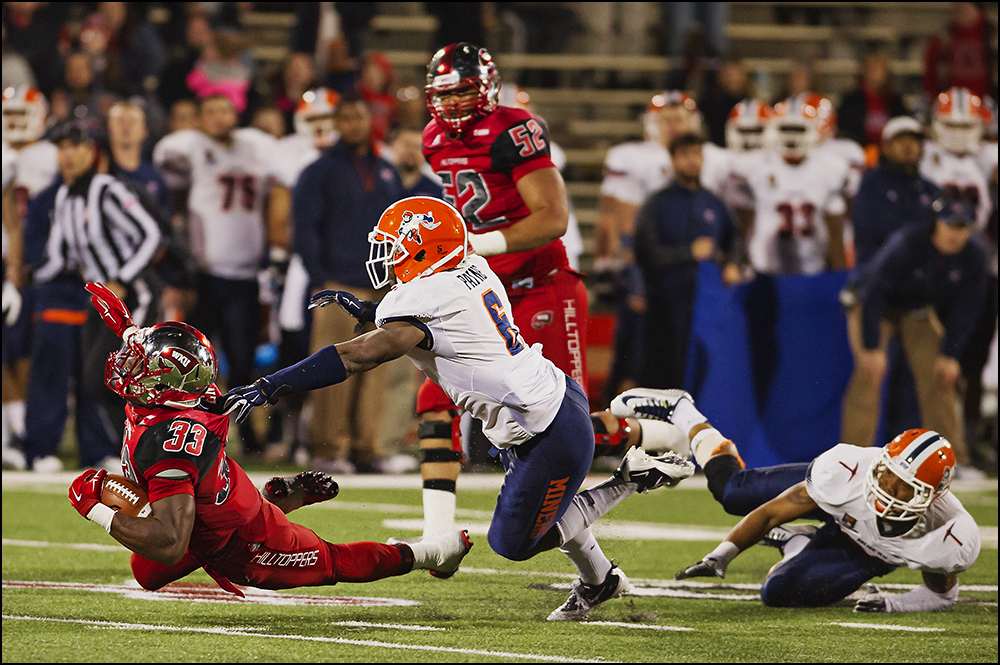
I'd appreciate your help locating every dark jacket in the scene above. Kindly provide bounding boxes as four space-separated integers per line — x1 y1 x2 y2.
857 224 987 358
293 141 402 288
836 88 909 147
852 159 940 270
635 181 736 297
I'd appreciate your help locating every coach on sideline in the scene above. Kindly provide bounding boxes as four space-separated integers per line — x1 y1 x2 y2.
23 121 163 472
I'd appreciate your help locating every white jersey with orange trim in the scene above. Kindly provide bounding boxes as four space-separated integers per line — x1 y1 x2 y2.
153 128 279 280
806 444 981 575
11 139 58 201
375 253 566 449
550 141 583 271
1 140 16 191
731 149 849 275
600 139 732 206
977 141 998 185
920 141 992 231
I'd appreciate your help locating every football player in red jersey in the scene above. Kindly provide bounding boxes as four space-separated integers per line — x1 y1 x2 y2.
67 283 471 595
415 43 591 543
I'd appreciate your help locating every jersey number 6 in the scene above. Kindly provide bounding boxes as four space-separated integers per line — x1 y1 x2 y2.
483 289 524 356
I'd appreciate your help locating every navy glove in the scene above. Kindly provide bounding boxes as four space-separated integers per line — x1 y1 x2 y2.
309 289 378 333
223 377 280 424
853 584 888 613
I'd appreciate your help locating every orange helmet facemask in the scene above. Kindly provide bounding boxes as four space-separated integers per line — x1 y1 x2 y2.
367 196 470 289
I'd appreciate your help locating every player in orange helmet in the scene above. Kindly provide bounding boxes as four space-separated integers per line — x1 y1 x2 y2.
611 388 981 611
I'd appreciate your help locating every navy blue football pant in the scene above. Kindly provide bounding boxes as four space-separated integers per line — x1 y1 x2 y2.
22 279 121 467
707 457 896 607
489 376 595 561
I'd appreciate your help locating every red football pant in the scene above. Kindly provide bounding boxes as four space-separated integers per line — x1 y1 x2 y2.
131 501 411 591
416 268 589 415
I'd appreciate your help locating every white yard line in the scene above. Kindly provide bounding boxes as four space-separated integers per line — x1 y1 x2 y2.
1 615 612 663
829 622 944 632
583 621 693 631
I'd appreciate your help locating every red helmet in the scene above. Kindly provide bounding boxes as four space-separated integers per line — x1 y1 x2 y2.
864 429 956 532
425 42 500 135
106 322 218 409
367 196 470 288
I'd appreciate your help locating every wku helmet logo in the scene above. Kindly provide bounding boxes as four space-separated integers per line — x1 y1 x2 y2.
161 347 197 373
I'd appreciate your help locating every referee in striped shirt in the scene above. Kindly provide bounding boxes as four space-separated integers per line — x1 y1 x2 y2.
23 121 163 472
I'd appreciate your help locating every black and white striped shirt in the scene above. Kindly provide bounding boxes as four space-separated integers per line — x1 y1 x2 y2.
35 171 162 285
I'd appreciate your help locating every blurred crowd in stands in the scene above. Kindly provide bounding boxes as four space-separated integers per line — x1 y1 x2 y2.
1 2 997 477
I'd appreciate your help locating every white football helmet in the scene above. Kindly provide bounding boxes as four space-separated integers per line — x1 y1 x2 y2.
498 83 532 111
294 88 340 149
864 429 956 537
767 94 825 161
2 86 48 144
644 91 701 145
932 87 989 155
726 99 772 152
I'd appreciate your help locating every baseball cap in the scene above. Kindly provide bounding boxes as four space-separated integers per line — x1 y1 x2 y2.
932 197 975 227
51 120 95 145
882 116 924 142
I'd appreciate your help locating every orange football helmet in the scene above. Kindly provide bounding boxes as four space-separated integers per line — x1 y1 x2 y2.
933 86 989 154
2 86 48 144
865 429 956 533
726 99 773 152
294 87 340 148
367 196 470 288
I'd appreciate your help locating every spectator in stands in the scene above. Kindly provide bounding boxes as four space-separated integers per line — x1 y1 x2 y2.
850 117 939 270
292 94 403 474
186 28 254 115
2 23 37 90
634 132 738 389
274 52 319 135
837 52 909 149
357 52 398 145
841 196 986 476
252 108 287 139
158 11 213 111
699 60 750 147
388 126 442 199
923 2 997 102
2 2 68 96
774 62 816 105
77 2 167 99
167 99 198 133
291 3 378 93
663 2 729 59
50 52 114 128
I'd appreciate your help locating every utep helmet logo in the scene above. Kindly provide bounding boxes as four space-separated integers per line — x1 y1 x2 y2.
402 209 441 230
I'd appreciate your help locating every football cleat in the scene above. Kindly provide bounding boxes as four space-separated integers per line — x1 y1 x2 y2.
547 565 631 621
264 470 339 511
610 388 694 424
760 523 819 553
615 446 695 492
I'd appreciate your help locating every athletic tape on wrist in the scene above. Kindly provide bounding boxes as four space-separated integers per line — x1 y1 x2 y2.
469 230 507 257
87 503 116 534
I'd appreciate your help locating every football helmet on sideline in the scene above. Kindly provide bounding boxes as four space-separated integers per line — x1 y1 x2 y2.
768 95 826 161
294 87 341 148
725 99 773 152
644 90 701 145
106 322 218 409
367 196 470 288
1 86 48 144
864 429 956 536
932 86 989 155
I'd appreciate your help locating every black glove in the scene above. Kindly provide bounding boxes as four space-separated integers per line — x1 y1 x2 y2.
675 556 727 580
309 289 378 333
853 584 888 613
223 377 280 424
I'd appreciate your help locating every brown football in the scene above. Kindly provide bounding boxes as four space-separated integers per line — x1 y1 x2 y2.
101 473 151 518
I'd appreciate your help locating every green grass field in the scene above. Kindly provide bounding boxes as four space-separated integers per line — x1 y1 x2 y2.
3 470 997 663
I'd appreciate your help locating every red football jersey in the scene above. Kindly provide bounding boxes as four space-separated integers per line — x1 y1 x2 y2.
119 385 262 556
423 105 570 284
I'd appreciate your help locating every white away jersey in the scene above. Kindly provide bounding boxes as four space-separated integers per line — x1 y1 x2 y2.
376 254 567 448
600 140 732 206
273 133 321 189
817 137 866 199
806 444 980 575
920 141 992 231
1 140 16 190
12 139 58 200
153 128 279 280
977 141 998 185
732 149 848 275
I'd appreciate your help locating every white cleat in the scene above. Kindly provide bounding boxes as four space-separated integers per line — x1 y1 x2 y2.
547 566 631 621
610 388 695 423
615 445 695 492
760 524 819 553
393 530 473 579
31 455 64 474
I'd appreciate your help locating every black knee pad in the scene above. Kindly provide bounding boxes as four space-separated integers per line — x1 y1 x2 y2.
703 455 743 506
417 420 453 440
420 448 463 464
